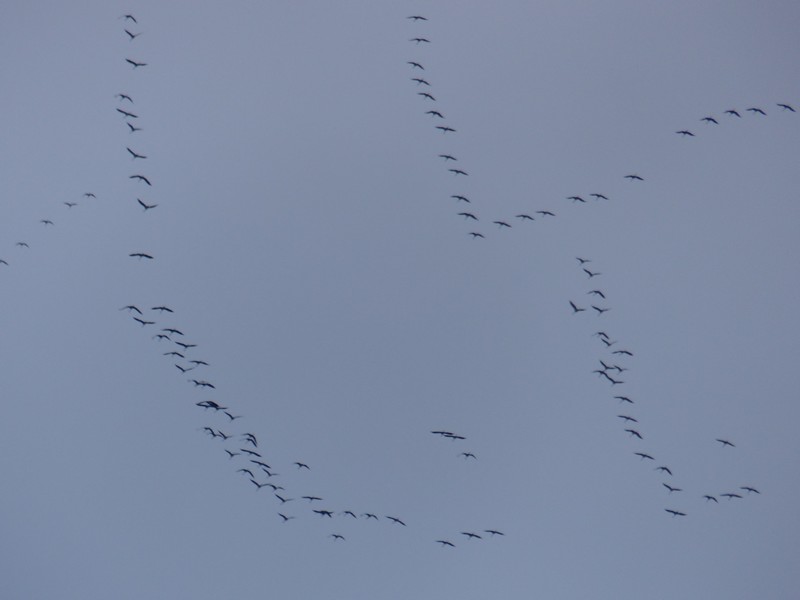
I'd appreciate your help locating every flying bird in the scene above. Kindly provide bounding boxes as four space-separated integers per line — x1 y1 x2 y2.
407 61 424 70
294 462 310 470
724 109 741 117
703 495 718 503
655 466 672 476
663 483 682 493
410 38 430 44
418 92 436 101
436 540 455 547
40 219 54 226
130 174 151 185
129 252 153 259
740 486 760 494
133 317 155 326
449 169 468 176
701 117 718 124
439 154 457 161
125 58 147 68
624 174 644 181
569 301 586 314
127 122 142 133
436 126 456 133
116 108 138 119
634 452 654 461
568 196 585 203
64 202 77 208
124 29 142 41
407 15 428 21
516 214 534 221
426 110 444 118
329 534 345 541
116 93 133 102
721 493 742 500
716 438 735 448
676 130 695 137
138 199 157 211
412 78 430 86
587 290 605 299
121 14 137 23
468 232 484 238
665 509 686 517
127 147 147 159
590 193 608 201
461 532 482 540
386 516 406 526
746 107 766 116
16 242 29 248
493 221 511 228
458 212 477 220
583 268 601 278
777 103 795 112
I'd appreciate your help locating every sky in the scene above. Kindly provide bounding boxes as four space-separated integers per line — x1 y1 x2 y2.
1 1 799 598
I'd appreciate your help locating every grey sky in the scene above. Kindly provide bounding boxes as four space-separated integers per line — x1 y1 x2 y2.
1 2 799 599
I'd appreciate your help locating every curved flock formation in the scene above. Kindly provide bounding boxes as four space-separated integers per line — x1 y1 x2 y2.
3 10 792 550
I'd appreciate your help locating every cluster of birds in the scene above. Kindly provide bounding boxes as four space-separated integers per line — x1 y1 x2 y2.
566 255 761 516
676 104 794 137
5 11 789 552
405 15 557 239
404 14 775 518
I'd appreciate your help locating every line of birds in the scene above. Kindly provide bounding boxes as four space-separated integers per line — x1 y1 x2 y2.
676 104 794 137
567 255 761 517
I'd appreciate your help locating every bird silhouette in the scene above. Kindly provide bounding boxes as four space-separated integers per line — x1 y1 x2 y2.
125 58 147 68
407 61 424 70
127 147 147 160
716 438 735 448
665 509 686 517
724 109 741 118
130 174 151 185
569 301 586 314
676 130 695 137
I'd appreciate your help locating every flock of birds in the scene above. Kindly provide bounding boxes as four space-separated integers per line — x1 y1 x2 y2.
402 14 779 518
4 11 791 548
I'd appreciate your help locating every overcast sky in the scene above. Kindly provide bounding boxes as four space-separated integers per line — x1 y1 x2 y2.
1 2 799 599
